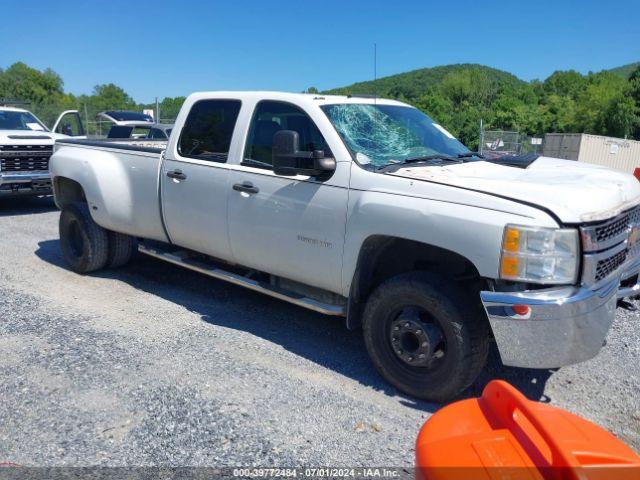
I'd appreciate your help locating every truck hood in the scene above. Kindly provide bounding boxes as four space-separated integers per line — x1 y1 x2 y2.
390 156 640 223
0 130 69 143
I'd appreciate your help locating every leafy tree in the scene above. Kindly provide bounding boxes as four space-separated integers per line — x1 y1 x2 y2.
88 83 136 112
627 65 640 137
603 94 638 137
0 62 64 104
543 70 586 99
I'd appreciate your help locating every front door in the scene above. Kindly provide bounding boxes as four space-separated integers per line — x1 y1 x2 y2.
227 101 348 294
52 110 85 137
161 99 242 261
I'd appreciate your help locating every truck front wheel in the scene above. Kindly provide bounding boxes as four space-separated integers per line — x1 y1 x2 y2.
59 202 109 274
362 272 489 402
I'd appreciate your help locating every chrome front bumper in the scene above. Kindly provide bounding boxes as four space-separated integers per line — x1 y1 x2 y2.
480 278 619 369
617 255 640 299
0 171 50 184
0 171 51 195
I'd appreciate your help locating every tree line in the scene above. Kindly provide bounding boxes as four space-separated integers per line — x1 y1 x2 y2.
323 63 640 149
0 62 186 135
2 61 639 149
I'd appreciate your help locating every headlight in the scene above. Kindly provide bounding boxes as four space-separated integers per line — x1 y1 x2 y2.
499 225 579 284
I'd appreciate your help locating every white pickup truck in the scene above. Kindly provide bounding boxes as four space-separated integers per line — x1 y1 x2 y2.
50 92 640 401
0 105 84 198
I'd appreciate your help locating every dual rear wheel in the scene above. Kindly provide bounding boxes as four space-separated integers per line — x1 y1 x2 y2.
59 202 136 274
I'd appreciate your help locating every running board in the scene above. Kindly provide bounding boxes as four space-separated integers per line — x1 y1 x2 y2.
138 243 346 316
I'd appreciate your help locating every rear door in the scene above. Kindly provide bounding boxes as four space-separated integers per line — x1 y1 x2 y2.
160 99 241 261
226 100 349 294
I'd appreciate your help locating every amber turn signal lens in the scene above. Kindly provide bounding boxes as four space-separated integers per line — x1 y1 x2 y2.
503 227 521 252
500 256 519 277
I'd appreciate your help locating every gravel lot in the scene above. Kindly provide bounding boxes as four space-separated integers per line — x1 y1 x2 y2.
0 196 638 468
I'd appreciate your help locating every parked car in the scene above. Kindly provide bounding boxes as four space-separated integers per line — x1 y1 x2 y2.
49 92 640 401
0 104 83 198
97 110 154 126
107 122 173 140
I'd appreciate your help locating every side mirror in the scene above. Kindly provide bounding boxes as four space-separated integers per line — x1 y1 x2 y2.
272 130 336 177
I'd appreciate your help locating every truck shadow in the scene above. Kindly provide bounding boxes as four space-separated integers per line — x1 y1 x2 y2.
0 196 56 217
36 238 556 412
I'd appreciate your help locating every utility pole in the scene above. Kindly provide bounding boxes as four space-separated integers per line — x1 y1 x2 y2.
373 43 377 104
479 119 484 155
155 97 160 123
84 104 89 136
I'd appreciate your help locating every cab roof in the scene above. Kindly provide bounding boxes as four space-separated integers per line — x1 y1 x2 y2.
185 91 411 108
0 106 29 113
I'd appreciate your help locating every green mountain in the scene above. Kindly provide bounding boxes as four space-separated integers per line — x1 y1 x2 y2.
320 61 640 148
323 63 524 99
609 62 640 78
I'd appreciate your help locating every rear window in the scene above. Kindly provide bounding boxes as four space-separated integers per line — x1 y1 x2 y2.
178 100 241 163
107 126 133 138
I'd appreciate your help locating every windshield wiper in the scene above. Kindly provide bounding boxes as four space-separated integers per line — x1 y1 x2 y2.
377 155 460 172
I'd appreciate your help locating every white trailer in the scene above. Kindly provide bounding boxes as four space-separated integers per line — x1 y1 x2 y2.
543 133 640 175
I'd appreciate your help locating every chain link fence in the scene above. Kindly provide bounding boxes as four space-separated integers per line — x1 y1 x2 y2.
479 129 544 156
28 101 179 137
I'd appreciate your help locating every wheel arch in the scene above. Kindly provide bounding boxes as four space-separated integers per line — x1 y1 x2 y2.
53 176 86 209
346 235 486 330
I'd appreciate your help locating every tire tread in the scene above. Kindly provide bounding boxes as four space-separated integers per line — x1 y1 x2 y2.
362 272 489 402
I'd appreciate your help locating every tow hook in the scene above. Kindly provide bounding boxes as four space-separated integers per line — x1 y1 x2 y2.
617 298 637 311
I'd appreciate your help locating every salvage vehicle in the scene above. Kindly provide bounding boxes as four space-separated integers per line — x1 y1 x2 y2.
49 92 640 401
0 103 83 198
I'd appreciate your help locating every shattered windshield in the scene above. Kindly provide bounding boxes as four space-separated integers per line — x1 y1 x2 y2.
320 104 469 169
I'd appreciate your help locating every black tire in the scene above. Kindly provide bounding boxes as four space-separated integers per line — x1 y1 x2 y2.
107 231 136 268
59 202 109 274
362 272 489 402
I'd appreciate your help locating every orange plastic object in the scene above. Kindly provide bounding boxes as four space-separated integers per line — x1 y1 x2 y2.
415 380 640 480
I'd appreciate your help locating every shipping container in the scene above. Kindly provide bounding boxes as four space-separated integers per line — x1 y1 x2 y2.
543 133 640 174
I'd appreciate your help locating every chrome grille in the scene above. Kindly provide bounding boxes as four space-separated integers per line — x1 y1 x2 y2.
0 144 53 172
581 205 640 285
595 248 627 282
595 216 629 242
580 205 640 252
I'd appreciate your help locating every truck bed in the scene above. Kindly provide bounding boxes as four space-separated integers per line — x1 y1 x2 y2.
50 138 169 243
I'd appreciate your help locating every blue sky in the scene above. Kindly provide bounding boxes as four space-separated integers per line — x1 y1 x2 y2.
2 0 638 103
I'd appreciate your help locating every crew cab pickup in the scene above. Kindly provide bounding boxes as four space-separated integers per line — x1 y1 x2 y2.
0 105 83 198
50 92 640 401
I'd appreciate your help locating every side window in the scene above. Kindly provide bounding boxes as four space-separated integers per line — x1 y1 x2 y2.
243 101 331 169
54 111 85 137
178 99 241 163
147 128 167 139
131 126 152 138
